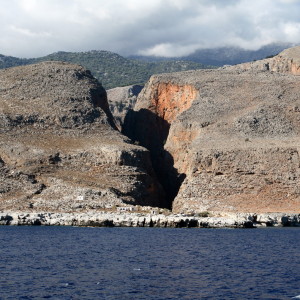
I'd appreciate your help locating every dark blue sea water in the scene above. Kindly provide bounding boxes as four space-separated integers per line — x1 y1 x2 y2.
0 227 299 300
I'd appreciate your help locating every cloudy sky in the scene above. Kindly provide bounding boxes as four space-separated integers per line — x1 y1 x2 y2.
0 0 300 58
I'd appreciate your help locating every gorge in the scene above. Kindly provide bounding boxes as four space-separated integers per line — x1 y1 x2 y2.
1 46 300 226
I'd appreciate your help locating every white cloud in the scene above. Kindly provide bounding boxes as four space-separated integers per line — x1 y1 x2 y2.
279 0 300 3
283 22 300 39
139 43 202 57
10 25 51 38
0 0 299 58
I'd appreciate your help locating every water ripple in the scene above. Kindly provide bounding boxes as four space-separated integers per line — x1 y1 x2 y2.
0 227 299 299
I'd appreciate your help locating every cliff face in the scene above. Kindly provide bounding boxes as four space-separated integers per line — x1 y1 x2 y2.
122 78 199 207
135 79 198 123
231 46 300 75
0 62 164 212
107 85 143 130
126 46 300 214
269 46 300 74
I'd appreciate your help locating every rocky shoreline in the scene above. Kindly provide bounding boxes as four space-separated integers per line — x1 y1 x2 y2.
0 211 299 228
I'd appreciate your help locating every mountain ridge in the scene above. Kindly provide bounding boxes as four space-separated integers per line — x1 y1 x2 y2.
0 42 296 89
0 50 212 89
130 42 296 66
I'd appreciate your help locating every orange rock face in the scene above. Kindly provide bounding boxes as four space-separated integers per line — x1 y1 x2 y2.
149 83 198 122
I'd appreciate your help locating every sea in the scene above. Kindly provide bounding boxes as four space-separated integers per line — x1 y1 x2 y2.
0 226 299 300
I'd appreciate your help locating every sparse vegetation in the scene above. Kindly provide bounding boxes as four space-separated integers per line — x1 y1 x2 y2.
196 211 210 218
0 50 214 89
265 54 278 59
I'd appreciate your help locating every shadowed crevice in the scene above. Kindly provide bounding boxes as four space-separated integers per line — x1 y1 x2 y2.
122 109 186 209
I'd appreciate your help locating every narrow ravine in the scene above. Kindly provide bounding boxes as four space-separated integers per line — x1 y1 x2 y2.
121 80 198 209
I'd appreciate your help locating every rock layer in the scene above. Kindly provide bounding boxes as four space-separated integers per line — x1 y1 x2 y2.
0 62 164 212
126 47 300 214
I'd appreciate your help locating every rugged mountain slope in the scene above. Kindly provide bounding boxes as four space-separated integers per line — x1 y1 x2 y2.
125 46 300 214
0 61 164 212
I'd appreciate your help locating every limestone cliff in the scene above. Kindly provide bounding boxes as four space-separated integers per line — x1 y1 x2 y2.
231 46 300 75
125 47 300 214
0 62 164 212
123 77 199 207
107 85 143 129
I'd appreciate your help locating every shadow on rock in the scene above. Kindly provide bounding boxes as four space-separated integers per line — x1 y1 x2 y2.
122 109 186 209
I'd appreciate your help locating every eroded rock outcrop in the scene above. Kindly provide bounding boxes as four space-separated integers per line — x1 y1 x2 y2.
0 62 164 212
107 84 143 129
126 47 300 214
231 45 300 75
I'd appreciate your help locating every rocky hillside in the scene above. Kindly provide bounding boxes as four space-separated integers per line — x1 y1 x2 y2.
0 62 165 212
229 46 300 75
2 47 300 216
124 46 300 214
